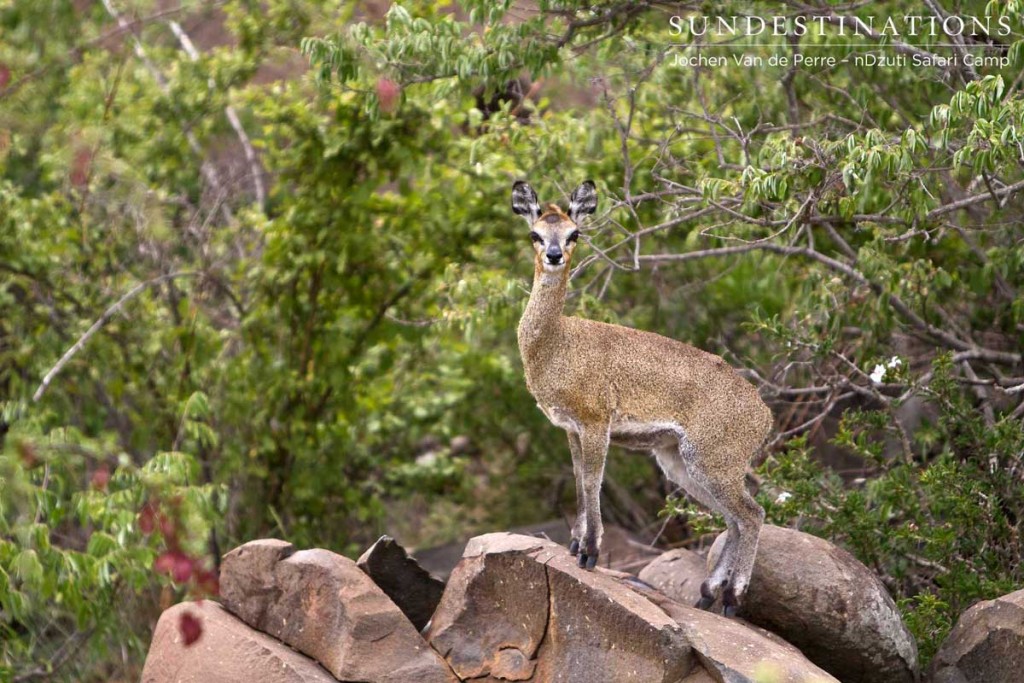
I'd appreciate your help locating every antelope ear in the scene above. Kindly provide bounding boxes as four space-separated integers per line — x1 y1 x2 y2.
568 180 598 223
511 181 541 224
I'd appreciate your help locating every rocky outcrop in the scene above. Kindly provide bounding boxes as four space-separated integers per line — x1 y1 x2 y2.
929 588 1024 683
638 547 707 607
142 529 936 683
708 524 918 683
221 540 456 683
141 601 336 683
427 532 836 683
357 535 445 631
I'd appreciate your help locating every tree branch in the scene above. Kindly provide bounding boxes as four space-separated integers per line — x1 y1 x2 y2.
638 244 1021 365
33 272 198 402
167 20 266 210
100 0 235 225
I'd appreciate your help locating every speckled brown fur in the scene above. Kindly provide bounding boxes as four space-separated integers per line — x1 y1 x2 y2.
512 181 771 611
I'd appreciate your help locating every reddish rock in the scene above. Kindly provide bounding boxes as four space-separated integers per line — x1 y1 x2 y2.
532 547 695 682
638 547 708 607
141 601 334 683
357 535 445 631
221 543 456 683
427 532 695 682
929 588 1024 683
219 538 294 625
709 524 918 683
644 590 839 683
426 534 552 680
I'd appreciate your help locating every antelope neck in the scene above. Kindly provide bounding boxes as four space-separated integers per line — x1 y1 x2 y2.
518 256 570 358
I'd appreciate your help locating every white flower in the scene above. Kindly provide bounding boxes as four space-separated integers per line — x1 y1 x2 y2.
870 356 902 384
775 491 793 504
869 364 886 383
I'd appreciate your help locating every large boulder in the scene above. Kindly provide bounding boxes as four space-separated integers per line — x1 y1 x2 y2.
427 532 694 682
532 548 695 682
638 547 708 607
221 539 456 683
357 535 445 631
425 534 552 680
709 524 918 683
427 532 836 683
141 601 335 683
929 588 1024 683
640 588 838 683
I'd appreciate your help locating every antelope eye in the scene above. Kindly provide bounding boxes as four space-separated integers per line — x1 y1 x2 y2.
567 230 580 243
529 231 543 243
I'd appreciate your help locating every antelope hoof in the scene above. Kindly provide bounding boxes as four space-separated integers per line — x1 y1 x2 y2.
568 539 580 555
576 552 598 570
722 584 740 618
696 580 718 611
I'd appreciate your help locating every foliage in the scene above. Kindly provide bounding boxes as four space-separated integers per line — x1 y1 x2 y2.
1 0 1023 678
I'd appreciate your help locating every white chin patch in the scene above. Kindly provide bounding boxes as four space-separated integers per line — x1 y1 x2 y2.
543 261 565 271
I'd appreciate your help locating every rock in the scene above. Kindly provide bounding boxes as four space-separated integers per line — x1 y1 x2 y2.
219 538 295 626
426 534 553 680
429 531 835 683
141 601 335 683
221 542 456 683
533 548 695 682
413 519 571 580
411 520 653 580
357 535 445 631
427 532 695 682
638 547 708 607
641 589 840 683
929 588 1024 683
709 524 918 683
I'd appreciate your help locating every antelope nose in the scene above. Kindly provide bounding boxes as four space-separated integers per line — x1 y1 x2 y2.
546 247 563 264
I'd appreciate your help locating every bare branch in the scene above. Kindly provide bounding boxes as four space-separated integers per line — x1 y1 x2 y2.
33 272 198 402
167 20 266 210
927 178 1024 219
638 244 1021 365
100 0 235 225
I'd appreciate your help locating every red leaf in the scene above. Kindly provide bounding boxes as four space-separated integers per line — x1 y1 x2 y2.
154 551 176 575
91 465 110 491
159 513 176 540
70 147 91 188
172 553 194 584
179 611 203 646
138 503 156 535
376 78 400 114
154 551 194 583
195 569 220 597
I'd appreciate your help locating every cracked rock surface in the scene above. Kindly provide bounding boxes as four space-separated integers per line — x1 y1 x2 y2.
221 539 457 683
427 532 835 683
141 601 336 683
708 524 918 683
